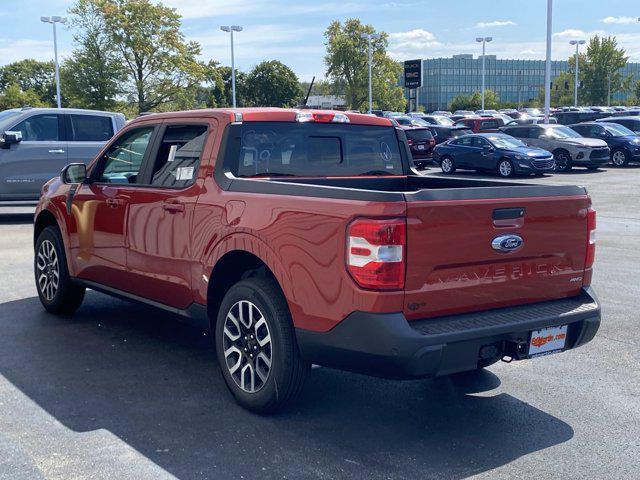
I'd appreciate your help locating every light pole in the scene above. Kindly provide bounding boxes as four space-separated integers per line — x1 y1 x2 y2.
220 25 243 108
475 36 492 111
361 32 381 113
41 15 66 109
544 0 553 122
569 39 585 107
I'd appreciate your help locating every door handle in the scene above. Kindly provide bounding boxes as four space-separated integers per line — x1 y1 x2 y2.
106 198 126 208
162 201 185 213
48 149 65 154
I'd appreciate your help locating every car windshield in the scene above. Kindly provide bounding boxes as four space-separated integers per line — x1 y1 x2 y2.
0 110 23 127
485 135 526 149
435 117 454 126
545 126 582 139
224 122 404 177
604 124 635 136
411 118 430 127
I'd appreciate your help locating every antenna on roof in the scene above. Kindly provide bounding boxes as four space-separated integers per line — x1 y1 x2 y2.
301 76 315 108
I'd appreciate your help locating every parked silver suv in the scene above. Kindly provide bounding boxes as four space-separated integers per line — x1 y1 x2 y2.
501 124 610 172
0 107 125 200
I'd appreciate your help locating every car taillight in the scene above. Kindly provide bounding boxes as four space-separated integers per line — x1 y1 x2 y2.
407 139 414 146
585 207 596 269
347 217 406 290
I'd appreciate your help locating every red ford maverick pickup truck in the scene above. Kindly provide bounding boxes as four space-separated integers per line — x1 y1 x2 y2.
34 108 601 412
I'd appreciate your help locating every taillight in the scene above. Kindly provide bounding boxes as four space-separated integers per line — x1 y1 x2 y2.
347 217 406 290
585 207 596 269
296 112 349 123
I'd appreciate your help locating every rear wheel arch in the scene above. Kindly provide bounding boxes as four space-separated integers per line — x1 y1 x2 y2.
206 249 289 332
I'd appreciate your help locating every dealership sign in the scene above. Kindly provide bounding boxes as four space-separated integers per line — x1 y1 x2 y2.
404 59 422 88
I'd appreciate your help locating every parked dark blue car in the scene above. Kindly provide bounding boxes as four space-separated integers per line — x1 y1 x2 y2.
433 133 555 177
569 122 640 167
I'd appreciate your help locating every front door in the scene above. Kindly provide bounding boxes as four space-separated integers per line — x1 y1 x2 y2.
70 126 156 291
0 113 67 199
124 121 214 309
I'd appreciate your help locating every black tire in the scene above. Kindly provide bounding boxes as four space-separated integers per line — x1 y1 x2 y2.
215 277 310 414
440 156 456 174
553 150 572 172
610 148 629 167
34 226 85 315
497 159 515 178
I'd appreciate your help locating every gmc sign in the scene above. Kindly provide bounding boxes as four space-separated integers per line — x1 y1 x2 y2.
404 59 422 88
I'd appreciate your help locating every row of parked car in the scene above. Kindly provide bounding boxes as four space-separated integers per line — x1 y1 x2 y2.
378 108 640 177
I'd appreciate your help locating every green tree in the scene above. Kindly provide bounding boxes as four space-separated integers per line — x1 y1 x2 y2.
246 60 302 107
0 83 48 110
62 0 126 110
581 35 629 105
324 19 405 111
537 71 575 107
91 0 204 113
449 90 500 111
204 64 249 108
0 60 56 106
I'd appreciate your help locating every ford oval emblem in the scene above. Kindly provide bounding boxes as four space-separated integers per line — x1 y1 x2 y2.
492 234 523 253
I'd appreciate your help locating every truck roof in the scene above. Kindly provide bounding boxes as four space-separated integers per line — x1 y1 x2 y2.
131 107 393 127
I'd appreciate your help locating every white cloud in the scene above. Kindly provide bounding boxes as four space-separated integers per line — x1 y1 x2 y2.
601 16 639 25
388 29 442 58
0 39 70 65
475 20 517 28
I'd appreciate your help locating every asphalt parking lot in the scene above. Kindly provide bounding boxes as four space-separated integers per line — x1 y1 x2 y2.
0 167 639 480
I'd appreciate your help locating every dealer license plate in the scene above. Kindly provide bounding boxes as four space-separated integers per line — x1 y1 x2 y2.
417 145 425 150
528 325 568 357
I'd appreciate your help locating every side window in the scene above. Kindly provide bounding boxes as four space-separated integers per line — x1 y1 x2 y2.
456 137 474 147
70 115 114 142
12 114 60 141
480 120 498 129
97 127 154 184
571 125 586 136
150 125 207 188
472 137 489 148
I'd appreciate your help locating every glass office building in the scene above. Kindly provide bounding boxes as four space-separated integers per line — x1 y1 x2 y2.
415 54 640 111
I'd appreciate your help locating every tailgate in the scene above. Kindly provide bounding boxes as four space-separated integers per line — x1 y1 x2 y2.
404 194 590 321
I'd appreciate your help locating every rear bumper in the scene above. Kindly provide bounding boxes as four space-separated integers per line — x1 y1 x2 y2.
296 287 600 379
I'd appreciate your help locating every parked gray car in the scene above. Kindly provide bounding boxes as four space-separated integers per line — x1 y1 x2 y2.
0 107 125 200
500 124 610 172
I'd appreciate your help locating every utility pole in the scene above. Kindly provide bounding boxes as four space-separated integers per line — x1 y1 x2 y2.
544 0 553 122
220 25 243 108
41 16 67 108
475 37 493 111
569 39 585 107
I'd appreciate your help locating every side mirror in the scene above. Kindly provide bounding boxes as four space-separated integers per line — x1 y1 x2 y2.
1 130 22 147
483 144 494 151
61 163 87 184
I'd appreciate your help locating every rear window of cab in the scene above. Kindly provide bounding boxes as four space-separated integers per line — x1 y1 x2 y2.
222 122 405 177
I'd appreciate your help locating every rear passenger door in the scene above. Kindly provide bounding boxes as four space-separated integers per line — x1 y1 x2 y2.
66 113 115 165
124 120 215 309
452 136 476 167
0 113 66 198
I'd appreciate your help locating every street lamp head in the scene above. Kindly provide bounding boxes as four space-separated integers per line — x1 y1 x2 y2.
569 40 577 45
220 26 231 32
578 39 586 45
40 16 52 23
485 37 493 42
51 16 67 23
475 37 483 43
230 25 243 32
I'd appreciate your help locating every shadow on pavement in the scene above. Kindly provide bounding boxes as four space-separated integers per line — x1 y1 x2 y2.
0 294 574 480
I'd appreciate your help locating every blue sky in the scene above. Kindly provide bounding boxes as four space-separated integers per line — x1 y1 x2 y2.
1 0 639 81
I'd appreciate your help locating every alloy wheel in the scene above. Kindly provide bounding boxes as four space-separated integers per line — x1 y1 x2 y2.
554 152 570 171
441 158 453 173
36 240 59 301
222 300 272 393
499 161 512 177
612 150 626 166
